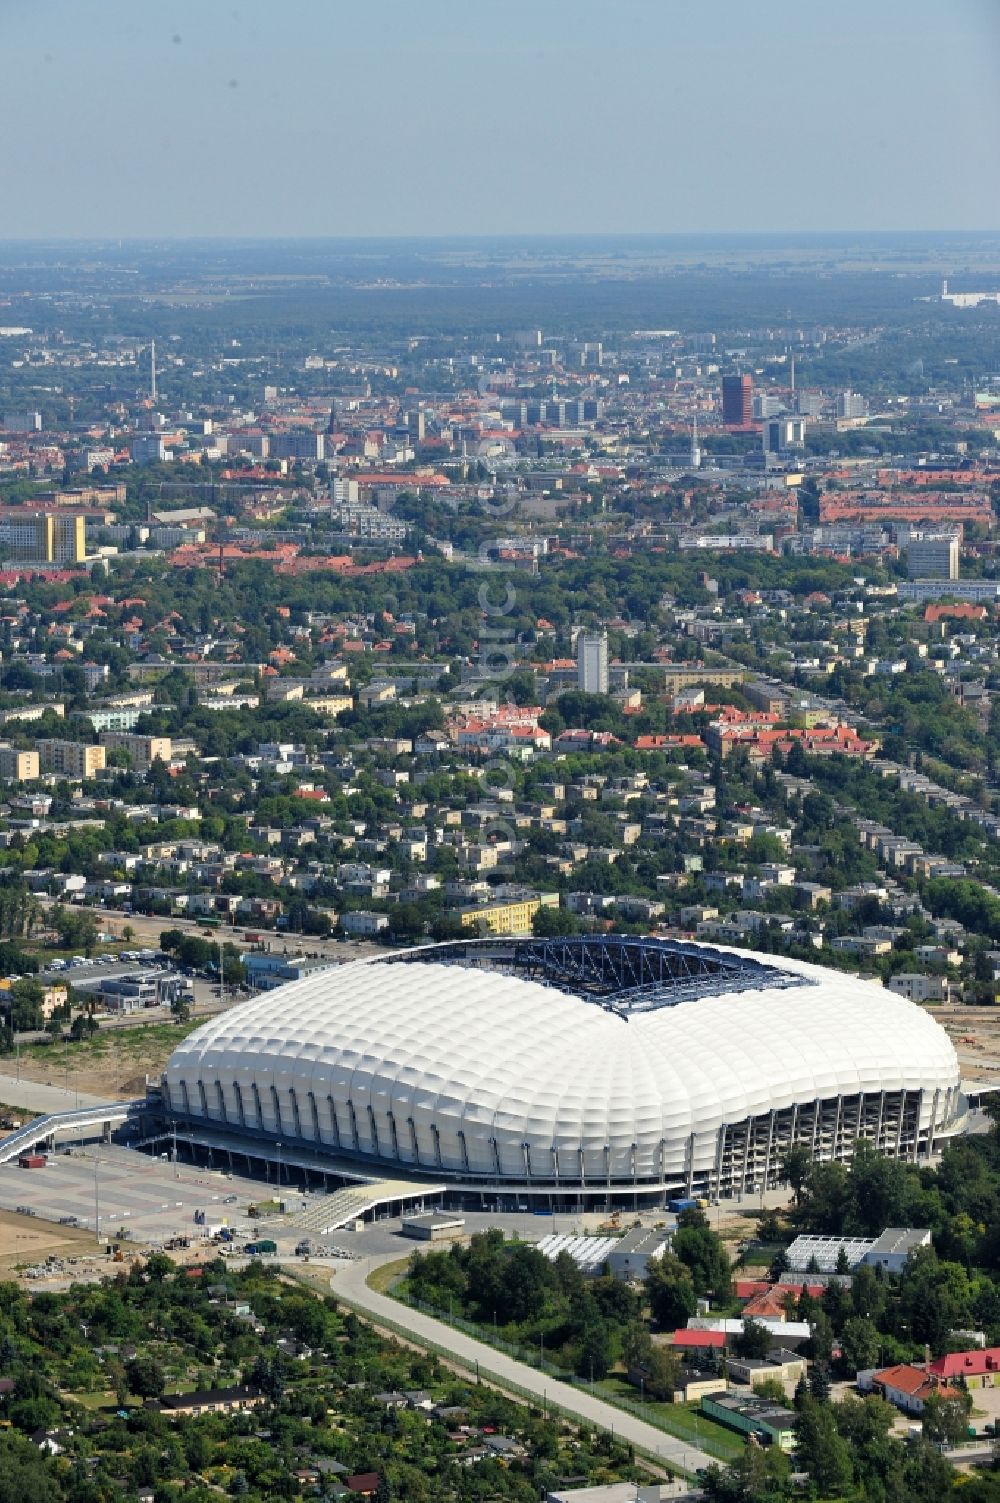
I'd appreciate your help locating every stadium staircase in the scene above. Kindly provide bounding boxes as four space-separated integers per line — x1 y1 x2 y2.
289 1177 445 1235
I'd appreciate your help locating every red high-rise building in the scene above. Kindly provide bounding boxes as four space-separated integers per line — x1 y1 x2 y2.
722 374 753 427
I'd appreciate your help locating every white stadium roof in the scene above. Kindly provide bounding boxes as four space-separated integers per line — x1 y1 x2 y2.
161 938 962 1199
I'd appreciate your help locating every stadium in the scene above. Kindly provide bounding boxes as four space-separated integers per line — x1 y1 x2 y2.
159 936 964 1208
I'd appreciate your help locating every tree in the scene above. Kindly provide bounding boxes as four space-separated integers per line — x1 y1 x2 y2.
576 1315 612 1383
795 1398 853 1496
7 978 44 1032
800 1161 849 1233
921 1386 973 1446
124 1355 165 1399
641 1343 681 1400
839 1315 880 1376
532 904 579 937
0 1433 60 1503
249 1352 286 1402
699 1446 791 1503
645 1253 697 1329
673 1213 732 1298
734 1318 772 1360
809 1361 832 1403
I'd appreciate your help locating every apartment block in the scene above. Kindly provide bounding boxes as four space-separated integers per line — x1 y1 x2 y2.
99 733 172 773
38 740 107 779
0 511 87 565
0 747 39 781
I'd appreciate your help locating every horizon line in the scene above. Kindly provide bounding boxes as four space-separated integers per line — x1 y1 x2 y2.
1 228 1000 246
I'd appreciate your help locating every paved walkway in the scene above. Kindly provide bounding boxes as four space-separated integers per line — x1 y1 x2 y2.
331 1253 714 1475
0 1073 113 1115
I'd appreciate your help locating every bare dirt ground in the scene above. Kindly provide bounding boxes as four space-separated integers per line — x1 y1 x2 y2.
9 1022 197 1101
927 1004 1000 1083
0 1207 103 1270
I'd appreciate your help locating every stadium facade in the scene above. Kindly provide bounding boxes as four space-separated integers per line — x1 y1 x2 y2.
159 937 963 1206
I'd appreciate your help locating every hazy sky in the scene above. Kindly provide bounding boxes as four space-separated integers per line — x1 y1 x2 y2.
3 0 999 238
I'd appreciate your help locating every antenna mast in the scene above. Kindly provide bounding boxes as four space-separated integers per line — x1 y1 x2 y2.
150 339 157 405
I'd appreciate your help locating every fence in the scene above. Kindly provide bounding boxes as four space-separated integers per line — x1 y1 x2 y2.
390 1289 730 1463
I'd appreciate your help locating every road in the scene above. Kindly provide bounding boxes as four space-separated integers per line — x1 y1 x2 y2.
330 1251 715 1476
90 904 383 964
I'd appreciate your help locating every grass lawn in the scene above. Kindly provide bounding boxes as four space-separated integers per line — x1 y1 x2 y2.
63 1390 116 1411
594 1377 745 1461
18 1019 202 1068
368 1256 411 1294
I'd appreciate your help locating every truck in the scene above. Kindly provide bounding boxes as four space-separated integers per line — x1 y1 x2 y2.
17 1154 46 1170
666 1196 698 1213
246 1239 277 1256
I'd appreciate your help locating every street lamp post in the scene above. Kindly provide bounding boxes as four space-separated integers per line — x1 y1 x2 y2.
276 1141 282 1190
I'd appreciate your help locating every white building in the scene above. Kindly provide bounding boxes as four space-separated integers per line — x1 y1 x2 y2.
577 631 609 695
905 534 960 581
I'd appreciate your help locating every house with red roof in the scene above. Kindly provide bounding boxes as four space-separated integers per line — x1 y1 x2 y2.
924 602 988 624
867 1363 965 1417
928 1346 1000 1388
669 1329 726 1353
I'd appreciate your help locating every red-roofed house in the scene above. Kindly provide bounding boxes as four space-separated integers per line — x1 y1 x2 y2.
669 1329 726 1353
870 1364 943 1415
928 1347 1000 1388
924 602 988 624
742 1288 799 1321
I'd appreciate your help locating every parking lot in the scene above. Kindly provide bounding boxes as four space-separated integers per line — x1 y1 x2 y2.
0 1143 277 1247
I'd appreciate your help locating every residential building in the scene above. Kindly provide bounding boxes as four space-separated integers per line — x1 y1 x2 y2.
339 911 390 937
928 1346 1000 1389
866 1364 943 1416
836 391 869 419
577 631 609 695
458 890 559 936
270 431 325 462
2 410 41 432
38 740 107 779
886 973 953 1004
0 747 39 781
0 511 87 564
905 534 960 580
130 434 169 464
99 734 172 773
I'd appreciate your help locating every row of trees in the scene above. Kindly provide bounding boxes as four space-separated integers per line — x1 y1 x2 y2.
405 1210 733 1386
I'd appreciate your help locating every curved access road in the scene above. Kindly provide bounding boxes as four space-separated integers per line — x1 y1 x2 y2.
330 1252 715 1476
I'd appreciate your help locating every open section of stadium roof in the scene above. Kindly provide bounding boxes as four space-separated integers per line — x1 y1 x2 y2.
381 934 814 1017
